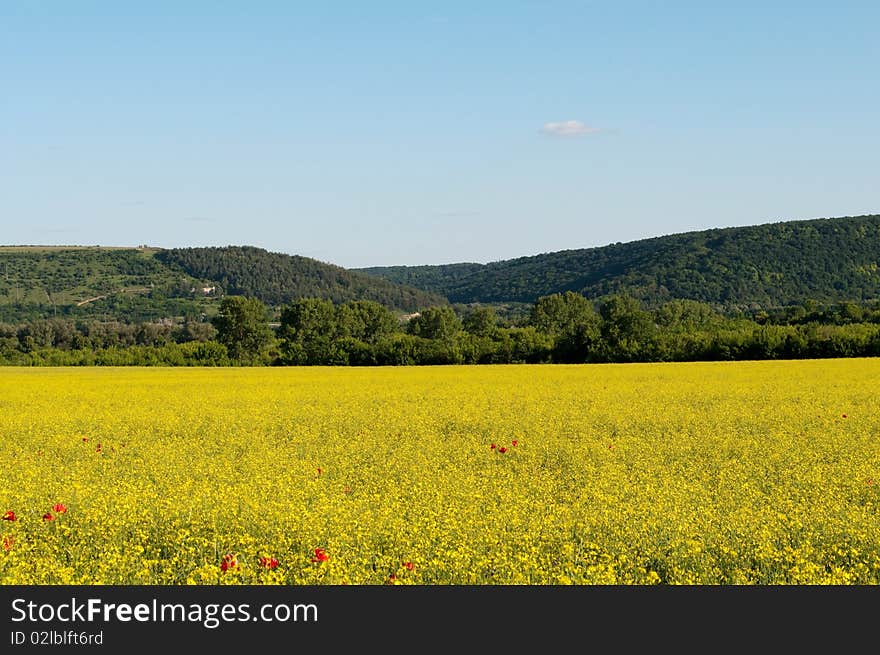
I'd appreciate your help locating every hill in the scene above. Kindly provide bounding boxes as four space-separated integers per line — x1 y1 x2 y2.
155 246 444 311
0 245 444 323
357 215 880 309
0 247 210 323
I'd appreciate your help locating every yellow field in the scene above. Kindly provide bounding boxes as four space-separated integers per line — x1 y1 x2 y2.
1 361 878 584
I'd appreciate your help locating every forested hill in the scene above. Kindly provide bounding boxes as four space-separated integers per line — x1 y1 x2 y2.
0 245 444 323
358 215 880 309
156 246 444 311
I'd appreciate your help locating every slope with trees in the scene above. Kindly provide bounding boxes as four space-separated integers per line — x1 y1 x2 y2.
0 247 213 323
0 244 446 324
156 246 445 312
358 215 880 309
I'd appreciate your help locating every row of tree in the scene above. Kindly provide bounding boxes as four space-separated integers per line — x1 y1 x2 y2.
271 294 880 365
5 292 880 366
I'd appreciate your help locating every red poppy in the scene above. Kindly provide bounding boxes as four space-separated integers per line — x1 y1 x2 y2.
841 414 848 419
42 512 54 521
403 561 414 571
220 554 238 572
311 548 329 563
499 446 507 454
511 440 518 447
388 574 397 584
343 486 352 494
259 556 279 570
82 437 89 443
868 479 874 486
96 444 103 453
1 511 14 522
2 536 13 551
52 503 67 514
317 467 323 475
490 443 496 450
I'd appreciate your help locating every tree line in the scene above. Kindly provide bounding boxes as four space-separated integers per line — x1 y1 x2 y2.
3 292 880 366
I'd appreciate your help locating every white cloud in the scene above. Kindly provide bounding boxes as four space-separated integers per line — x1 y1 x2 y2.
541 120 600 137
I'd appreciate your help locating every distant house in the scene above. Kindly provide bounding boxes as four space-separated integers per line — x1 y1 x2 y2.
189 285 217 295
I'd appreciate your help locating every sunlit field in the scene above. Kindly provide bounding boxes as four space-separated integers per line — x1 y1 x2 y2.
1 361 878 584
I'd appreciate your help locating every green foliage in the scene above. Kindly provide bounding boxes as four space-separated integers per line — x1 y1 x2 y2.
3 291 880 366
531 292 599 335
530 292 601 362
335 300 397 343
6 216 880 369
374 333 420 366
0 247 213 322
506 327 555 363
406 306 462 341
0 244 444 325
462 306 498 338
157 246 444 311
10 341 230 366
278 298 397 365
654 299 721 330
597 295 656 362
359 214 880 309
280 298 337 343
212 296 273 363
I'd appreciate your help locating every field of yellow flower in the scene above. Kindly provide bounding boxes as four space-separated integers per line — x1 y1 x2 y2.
1 360 878 584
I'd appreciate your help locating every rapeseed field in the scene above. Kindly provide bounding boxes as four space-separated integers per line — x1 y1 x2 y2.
1 361 878 584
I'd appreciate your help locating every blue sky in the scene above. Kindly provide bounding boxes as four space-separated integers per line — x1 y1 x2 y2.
2 2 878 267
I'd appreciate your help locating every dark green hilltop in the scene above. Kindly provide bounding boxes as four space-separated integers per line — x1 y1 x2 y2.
2 214 880 324
357 214 880 310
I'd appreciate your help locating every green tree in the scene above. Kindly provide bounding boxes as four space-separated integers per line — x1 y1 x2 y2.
375 333 419 365
211 296 272 363
531 292 598 336
178 318 217 343
335 300 397 343
531 292 600 362
456 332 495 364
280 298 336 344
406 306 462 341
278 298 337 364
837 302 864 324
463 306 498 338
598 295 655 361
654 299 719 330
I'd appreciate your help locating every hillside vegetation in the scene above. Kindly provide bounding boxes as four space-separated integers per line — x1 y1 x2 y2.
0 245 443 322
358 215 880 309
156 246 444 311
0 247 210 322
